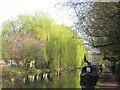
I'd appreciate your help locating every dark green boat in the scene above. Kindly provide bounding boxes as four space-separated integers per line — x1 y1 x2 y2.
80 55 99 88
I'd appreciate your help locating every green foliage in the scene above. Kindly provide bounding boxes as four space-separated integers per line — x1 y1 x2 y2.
62 2 120 61
98 55 111 66
2 11 88 68
91 3 120 55
2 40 10 60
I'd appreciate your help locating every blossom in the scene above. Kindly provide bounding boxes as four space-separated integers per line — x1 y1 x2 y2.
39 42 46 47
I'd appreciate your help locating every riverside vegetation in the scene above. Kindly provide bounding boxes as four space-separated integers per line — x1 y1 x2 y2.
1 12 88 88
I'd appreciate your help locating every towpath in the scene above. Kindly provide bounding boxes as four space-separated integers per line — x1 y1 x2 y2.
96 67 119 89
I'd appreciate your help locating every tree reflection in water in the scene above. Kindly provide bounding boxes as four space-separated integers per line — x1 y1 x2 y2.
2 70 81 88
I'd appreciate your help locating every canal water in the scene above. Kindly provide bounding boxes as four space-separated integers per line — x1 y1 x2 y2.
2 69 82 88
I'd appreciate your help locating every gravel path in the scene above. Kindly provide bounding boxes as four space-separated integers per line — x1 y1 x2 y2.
96 68 119 89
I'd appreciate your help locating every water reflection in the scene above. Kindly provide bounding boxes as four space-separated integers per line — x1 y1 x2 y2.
2 70 81 88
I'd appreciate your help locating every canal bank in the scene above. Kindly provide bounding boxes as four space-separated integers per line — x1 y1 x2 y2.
96 67 119 89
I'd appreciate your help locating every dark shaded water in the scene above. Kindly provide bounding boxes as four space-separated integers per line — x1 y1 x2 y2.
2 70 82 88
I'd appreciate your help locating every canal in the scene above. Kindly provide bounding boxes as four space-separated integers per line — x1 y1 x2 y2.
2 69 82 88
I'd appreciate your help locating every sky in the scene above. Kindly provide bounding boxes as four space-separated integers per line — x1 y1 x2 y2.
1 0 118 30
0 0 73 31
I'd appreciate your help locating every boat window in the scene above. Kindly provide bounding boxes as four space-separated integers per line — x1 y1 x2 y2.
86 67 91 72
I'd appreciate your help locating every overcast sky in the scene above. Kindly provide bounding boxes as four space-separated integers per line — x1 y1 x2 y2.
1 0 117 31
0 0 73 31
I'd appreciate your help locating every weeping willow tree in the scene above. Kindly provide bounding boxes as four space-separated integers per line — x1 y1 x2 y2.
2 11 88 69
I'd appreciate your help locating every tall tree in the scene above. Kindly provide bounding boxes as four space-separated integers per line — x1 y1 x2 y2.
59 1 120 59
2 11 88 69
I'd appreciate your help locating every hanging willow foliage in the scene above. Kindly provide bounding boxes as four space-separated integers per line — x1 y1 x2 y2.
2 11 88 69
